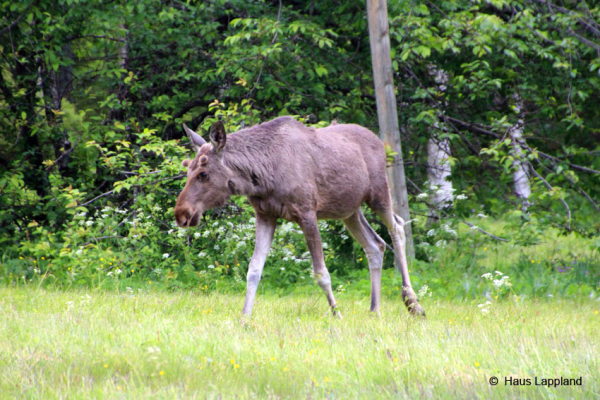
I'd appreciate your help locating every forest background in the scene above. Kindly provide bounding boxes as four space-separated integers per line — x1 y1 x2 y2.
1 0 599 301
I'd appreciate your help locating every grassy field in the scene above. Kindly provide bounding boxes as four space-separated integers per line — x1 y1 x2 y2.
1 288 598 399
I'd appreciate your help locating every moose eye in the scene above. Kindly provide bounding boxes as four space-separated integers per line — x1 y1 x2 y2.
198 172 208 181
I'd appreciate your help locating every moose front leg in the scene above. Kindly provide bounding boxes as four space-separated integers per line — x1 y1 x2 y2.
241 213 276 316
298 214 340 317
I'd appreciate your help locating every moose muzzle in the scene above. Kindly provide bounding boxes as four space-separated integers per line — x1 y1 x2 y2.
174 204 201 227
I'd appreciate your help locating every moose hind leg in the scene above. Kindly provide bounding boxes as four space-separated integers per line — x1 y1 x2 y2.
343 210 385 313
298 214 339 316
373 206 425 316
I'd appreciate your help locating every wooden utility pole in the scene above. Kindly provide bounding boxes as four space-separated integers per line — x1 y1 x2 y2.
366 0 414 257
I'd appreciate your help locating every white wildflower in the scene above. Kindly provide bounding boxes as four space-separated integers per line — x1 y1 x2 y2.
194 232 201 239
443 224 457 237
417 285 429 298
478 300 492 314
417 193 428 199
470 225 479 230
162 253 170 259
481 273 493 280
115 268 122 275
207 265 215 269
427 229 436 237
85 220 94 227
203 230 210 238
477 213 488 218
198 251 207 258
456 194 468 200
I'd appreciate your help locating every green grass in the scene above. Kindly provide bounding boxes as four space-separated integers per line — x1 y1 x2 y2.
1 288 598 399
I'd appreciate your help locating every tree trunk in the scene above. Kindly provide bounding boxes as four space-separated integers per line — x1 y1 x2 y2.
110 23 129 122
366 0 414 258
426 65 453 225
510 94 531 208
427 137 453 219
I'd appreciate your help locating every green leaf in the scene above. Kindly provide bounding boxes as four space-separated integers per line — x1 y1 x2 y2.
315 66 328 77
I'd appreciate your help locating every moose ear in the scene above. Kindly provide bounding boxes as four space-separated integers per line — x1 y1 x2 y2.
182 159 191 168
183 123 207 153
209 120 227 153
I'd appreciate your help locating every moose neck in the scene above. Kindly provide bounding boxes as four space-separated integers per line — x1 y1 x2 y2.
221 136 272 198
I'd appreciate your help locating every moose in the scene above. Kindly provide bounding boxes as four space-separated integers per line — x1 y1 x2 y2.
174 117 424 317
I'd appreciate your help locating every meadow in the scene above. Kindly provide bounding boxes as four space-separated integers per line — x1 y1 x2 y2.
1 287 598 399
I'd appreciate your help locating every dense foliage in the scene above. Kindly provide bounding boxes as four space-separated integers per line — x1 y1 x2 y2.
1 0 599 294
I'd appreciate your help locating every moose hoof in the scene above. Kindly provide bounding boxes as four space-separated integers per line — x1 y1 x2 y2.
403 288 426 318
332 308 343 320
239 313 253 328
408 302 426 318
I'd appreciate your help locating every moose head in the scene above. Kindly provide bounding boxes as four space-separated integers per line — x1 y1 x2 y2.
174 121 232 227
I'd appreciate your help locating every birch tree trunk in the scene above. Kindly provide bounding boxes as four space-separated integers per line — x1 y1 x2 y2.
110 23 129 122
510 94 531 207
426 65 453 225
366 0 414 258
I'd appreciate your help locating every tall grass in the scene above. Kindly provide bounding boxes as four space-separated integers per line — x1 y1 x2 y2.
1 287 598 399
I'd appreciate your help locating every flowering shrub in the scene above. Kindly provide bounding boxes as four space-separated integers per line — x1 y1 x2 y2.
2 105 599 298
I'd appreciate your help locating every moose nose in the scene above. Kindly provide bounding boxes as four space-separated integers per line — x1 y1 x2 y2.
175 206 200 227
175 206 191 227
176 213 189 227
